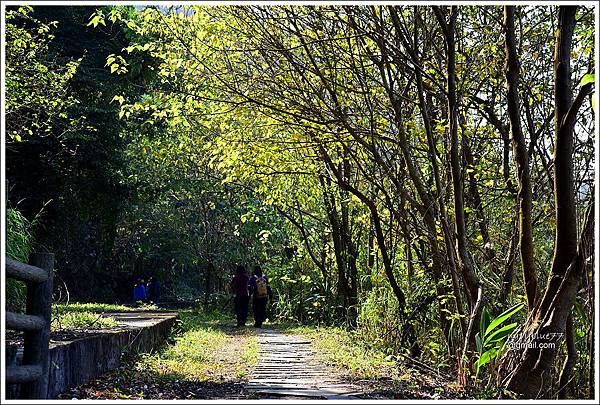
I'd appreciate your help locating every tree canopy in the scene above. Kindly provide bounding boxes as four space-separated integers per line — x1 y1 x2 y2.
4 4 595 399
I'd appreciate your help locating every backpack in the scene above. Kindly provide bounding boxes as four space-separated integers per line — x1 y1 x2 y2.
255 276 268 298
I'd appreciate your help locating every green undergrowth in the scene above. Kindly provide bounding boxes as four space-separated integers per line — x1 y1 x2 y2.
54 302 135 313
276 323 464 398
131 309 259 382
278 323 409 381
51 302 156 331
52 311 119 330
6 207 36 313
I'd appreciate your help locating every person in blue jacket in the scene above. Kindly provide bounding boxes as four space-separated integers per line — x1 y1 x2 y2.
248 266 273 328
133 279 147 303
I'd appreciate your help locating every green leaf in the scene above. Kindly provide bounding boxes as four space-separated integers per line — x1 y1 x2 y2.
580 73 595 87
87 14 104 28
475 349 494 369
475 347 499 376
111 95 125 105
480 306 491 341
483 322 517 348
485 303 524 336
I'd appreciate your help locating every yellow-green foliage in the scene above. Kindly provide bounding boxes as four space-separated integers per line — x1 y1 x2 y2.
6 6 80 143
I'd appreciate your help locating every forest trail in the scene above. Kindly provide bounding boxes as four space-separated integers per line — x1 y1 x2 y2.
51 313 463 400
246 329 363 399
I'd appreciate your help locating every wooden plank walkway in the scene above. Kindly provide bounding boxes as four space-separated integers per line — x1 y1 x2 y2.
245 329 363 399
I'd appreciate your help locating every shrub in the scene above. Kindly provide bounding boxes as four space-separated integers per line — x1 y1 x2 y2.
6 207 35 312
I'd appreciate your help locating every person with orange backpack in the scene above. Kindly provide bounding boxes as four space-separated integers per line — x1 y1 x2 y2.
248 265 273 328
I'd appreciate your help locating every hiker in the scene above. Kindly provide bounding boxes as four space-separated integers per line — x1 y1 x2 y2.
231 265 250 327
133 279 147 303
147 276 160 304
249 265 273 328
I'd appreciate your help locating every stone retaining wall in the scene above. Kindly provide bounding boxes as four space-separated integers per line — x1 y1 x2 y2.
6 312 177 399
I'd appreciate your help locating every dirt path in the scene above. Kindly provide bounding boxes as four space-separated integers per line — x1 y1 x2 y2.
246 329 363 399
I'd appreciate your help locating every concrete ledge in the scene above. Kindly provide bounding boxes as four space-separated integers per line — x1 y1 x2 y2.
6 311 178 399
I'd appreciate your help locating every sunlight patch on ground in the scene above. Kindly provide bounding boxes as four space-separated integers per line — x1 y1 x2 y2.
134 311 259 383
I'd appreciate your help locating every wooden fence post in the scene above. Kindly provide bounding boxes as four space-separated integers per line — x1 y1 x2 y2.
20 253 54 399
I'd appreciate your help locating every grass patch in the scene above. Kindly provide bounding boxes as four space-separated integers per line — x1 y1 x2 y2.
133 309 259 383
53 302 152 313
52 311 119 330
280 324 404 381
51 302 153 330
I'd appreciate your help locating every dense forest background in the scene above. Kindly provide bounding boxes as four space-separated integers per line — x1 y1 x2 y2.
4 4 596 399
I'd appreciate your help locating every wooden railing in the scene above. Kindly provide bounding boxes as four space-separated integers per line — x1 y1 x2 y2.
5 253 54 399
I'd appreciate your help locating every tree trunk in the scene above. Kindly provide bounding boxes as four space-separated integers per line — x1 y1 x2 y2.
405 241 413 289
373 6 455 352
462 134 493 258
318 147 407 313
434 6 482 354
499 202 519 305
557 313 577 399
321 176 349 307
499 203 593 398
537 5 585 318
503 5 539 311
412 18 466 339
204 261 213 307
341 155 359 324
498 7 594 397
367 218 375 269
588 309 595 398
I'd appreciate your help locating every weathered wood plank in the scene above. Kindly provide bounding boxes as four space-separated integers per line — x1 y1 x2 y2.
5 258 48 283
253 388 358 399
6 312 45 332
20 253 54 399
254 374 328 378
252 371 328 375
247 329 363 399
248 380 326 386
252 369 327 372
253 373 327 376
